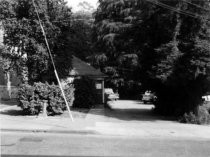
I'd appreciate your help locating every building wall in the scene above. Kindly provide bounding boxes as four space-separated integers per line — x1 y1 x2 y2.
0 67 20 100
0 27 20 100
0 85 19 100
94 79 105 104
0 28 3 45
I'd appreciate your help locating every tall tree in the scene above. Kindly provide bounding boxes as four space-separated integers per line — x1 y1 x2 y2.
69 9 94 61
0 0 73 83
150 0 210 115
94 0 210 114
93 0 145 97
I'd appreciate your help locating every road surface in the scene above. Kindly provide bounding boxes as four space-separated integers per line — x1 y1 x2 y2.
1 131 210 157
1 100 210 156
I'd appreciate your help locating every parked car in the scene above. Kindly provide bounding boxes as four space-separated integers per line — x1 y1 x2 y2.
142 91 156 104
105 88 119 101
202 95 210 102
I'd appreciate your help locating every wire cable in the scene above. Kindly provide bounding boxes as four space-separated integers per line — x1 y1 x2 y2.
146 0 210 21
147 0 198 18
42 18 94 23
182 0 210 11
32 0 74 122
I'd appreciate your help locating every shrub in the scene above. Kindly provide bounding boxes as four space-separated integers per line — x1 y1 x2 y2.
179 112 198 124
179 105 210 125
197 103 210 124
18 82 74 115
73 77 97 108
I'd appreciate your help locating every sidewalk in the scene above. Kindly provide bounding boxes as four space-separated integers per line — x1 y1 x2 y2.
0 102 96 134
1 100 210 139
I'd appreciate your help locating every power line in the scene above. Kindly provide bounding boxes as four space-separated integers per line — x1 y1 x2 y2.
32 0 74 122
146 0 209 21
17 2 201 24
182 0 210 11
50 18 95 23
30 0 210 24
147 0 198 18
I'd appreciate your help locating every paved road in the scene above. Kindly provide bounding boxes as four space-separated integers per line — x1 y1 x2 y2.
1 100 210 156
1 131 210 157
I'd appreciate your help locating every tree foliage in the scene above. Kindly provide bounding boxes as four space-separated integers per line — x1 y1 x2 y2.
93 0 145 97
18 82 74 115
70 10 94 61
73 77 97 108
94 0 210 114
0 0 73 83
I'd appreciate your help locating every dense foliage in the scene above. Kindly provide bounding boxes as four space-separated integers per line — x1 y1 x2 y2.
70 11 94 61
73 77 97 108
0 0 73 83
1 0 210 120
94 0 210 115
92 0 149 97
179 102 210 124
18 82 74 115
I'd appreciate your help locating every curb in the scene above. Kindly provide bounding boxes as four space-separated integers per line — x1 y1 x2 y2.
1 128 99 135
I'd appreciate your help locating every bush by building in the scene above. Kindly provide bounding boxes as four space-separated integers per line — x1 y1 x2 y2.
179 103 210 125
18 82 74 115
73 77 97 108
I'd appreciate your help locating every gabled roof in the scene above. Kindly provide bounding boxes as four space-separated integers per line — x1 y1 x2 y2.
69 56 107 78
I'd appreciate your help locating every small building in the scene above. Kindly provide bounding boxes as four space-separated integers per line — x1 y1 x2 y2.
66 56 107 104
0 55 107 103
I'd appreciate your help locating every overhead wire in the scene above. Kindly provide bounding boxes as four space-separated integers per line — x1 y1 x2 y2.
32 0 74 122
182 0 210 11
45 18 94 23
146 0 210 21
32 1 210 24
146 0 198 18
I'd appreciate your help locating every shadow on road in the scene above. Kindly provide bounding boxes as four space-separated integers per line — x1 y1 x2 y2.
0 109 27 116
0 100 175 121
0 100 18 105
90 100 175 122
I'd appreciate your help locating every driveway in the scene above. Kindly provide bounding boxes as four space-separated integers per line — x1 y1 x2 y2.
86 100 210 139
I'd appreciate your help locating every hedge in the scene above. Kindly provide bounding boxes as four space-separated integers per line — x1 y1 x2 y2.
18 82 74 115
73 77 97 108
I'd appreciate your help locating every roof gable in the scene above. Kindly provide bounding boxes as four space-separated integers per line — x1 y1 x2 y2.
69 56 106 78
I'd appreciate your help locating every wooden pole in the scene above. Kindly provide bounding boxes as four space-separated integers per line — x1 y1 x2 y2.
32 0 73 121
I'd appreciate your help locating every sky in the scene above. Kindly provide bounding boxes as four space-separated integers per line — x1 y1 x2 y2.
66 0 98 12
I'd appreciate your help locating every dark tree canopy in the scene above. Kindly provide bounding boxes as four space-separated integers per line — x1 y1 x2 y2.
94 0 210 114
0 0 74 83
69 10 94 61
1 0 210 116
